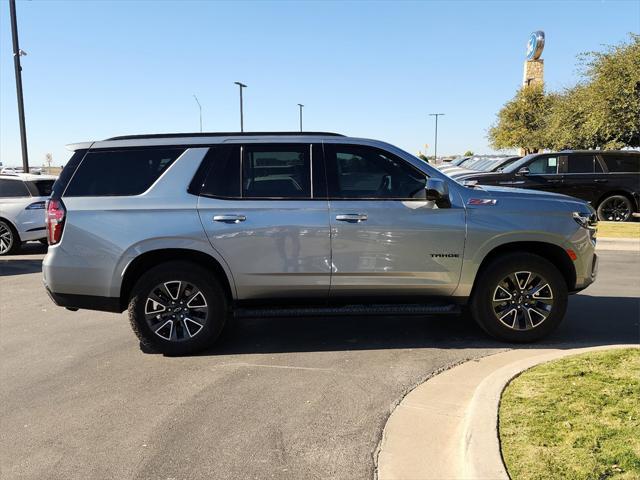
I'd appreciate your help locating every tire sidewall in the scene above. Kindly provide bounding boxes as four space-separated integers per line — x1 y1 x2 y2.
128 262 228 355
471 254 568 343
597 195 632 222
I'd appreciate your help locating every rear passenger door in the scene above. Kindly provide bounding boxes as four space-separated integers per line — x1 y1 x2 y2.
196 143 331 301
323 143 465 299
561 153 607 204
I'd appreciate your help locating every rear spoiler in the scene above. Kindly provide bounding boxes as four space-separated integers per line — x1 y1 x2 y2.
65 142 94 152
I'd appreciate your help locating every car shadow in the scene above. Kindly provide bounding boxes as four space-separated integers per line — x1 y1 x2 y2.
0 243 47 276
185 295 639 356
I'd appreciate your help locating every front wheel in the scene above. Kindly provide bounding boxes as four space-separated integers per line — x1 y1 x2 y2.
597 195 633 222
470 253 567 343
128 261 229 355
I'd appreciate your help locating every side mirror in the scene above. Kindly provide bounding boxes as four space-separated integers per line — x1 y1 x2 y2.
425 178 451 208
517 167 530 176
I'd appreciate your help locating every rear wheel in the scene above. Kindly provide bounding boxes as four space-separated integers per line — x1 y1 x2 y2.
470 253 567 343
128 261 229 355
597 195 633 222
0 220 20 256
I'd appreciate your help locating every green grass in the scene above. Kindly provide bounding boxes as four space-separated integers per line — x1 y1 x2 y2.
597 221 640 239
499 348 640 480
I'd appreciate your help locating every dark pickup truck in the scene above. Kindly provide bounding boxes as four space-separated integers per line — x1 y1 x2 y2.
453 150 640 221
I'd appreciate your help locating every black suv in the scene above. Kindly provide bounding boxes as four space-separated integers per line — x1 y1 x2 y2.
454 150 640 221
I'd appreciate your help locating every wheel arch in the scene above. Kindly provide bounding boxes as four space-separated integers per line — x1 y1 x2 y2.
471 241 576 298
594 190 638 212
119 248 235 310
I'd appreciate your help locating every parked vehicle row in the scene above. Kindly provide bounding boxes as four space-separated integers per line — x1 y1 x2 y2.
43 132 598 355
0 173 57 255
451 150 640 222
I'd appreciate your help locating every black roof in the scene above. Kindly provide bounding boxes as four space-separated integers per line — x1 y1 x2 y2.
106 131 344 141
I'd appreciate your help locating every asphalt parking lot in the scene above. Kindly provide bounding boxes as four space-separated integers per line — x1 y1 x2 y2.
1 246 639 480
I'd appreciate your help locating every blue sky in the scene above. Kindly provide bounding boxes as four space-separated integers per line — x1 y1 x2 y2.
1 0 638 166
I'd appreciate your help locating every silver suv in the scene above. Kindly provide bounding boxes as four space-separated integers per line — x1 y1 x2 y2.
43 132 598 355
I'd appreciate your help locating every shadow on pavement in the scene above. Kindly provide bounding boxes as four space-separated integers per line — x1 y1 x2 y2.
190 295 639 356
0 243 47 276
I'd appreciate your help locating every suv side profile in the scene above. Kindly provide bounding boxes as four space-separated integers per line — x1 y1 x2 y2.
43 133 598 355
454 150 640 222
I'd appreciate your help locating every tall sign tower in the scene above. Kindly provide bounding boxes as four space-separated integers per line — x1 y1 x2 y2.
523 31 545 87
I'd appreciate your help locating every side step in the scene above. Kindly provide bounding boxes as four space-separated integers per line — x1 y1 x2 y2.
234 303 461 319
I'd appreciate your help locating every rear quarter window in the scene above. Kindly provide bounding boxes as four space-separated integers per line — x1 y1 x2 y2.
602 154 639 173
25 180 55 197
64 148 185 197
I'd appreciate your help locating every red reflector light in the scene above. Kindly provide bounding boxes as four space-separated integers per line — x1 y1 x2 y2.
46 198 66 245
566 249 578 261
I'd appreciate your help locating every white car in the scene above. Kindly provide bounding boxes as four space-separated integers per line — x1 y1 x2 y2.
0 173 57 255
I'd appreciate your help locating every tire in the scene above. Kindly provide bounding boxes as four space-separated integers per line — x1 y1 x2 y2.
0 220 20 256
128 261 229 355
470 253 567 343
597 195 633 222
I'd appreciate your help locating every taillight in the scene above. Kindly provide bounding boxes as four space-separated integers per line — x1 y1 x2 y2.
46 198 66 245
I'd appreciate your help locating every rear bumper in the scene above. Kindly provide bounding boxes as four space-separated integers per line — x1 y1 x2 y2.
45 287 123 313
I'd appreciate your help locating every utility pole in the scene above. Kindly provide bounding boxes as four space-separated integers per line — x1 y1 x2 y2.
234 82 247 132
193 95 202 132
429 113 445 164
9 0 29 172
297 104 304 132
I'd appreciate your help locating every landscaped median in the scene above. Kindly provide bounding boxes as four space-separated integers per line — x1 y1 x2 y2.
500 348 640 480
596 221 640 252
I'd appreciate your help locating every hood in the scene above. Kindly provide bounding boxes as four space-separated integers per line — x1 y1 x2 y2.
473 184 592 212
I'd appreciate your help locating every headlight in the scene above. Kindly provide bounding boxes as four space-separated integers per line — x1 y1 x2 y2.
573 211 597 230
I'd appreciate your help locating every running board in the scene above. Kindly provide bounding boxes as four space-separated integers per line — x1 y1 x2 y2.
234 303 461 319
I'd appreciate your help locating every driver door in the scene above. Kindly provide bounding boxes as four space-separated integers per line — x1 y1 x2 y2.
323 143 466 299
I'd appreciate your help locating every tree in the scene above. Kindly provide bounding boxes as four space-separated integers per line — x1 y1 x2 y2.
488 85 557 154
463 150 474 156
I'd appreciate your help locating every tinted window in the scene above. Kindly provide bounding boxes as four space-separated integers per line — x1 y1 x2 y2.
242 144 311 198
200 145 241 198
26 180 54 196
0 179 30 197
527 156 559 174
567 154 596 173
324 145 426 199
64 148 184 196
51 150 86 198
603 154 640 173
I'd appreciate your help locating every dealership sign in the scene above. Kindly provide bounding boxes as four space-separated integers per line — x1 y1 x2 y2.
526 31 545 60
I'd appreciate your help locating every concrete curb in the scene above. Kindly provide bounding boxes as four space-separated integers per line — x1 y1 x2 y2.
596 237 639 252
376 344 639 480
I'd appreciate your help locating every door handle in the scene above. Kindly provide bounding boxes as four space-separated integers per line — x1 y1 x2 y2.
547 179 563 183
594 179 608 183
213 214 246 223
336 213 368 223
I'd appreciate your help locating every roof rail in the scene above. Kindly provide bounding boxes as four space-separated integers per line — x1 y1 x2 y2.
105 131 345 141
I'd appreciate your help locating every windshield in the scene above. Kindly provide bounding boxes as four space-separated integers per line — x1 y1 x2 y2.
503 154 539 173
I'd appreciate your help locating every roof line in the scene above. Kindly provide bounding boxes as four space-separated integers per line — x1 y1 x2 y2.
105 131 345 141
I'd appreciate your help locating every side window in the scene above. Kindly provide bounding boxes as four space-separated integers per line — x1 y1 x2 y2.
324 145 426 199
0 179 30 198
603 155 640 173
528 156 558 174
64 148 184 196
567 154 596 173
242 144 311 199
199 145 241 198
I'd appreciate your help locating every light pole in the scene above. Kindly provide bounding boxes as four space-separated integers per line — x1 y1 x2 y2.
234 82 247 132
297 104 304 132
193 95 202 132
9 0 29 172
429 113 445 164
